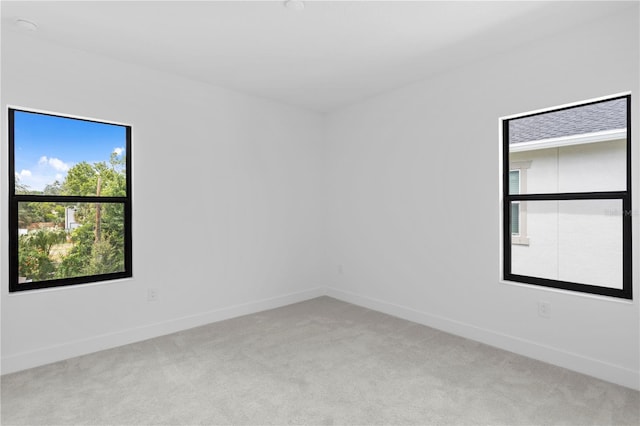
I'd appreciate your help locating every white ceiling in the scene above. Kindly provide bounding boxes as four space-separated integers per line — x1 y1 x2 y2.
2 1 635 112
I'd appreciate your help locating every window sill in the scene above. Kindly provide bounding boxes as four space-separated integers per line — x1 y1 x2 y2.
512 236 530 246
6 276 133 296
498 279 633 304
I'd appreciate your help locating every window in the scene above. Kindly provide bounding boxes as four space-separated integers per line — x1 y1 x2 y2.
509 162 531 246
502 95 631 299
510 171 521 235
9 108 132 292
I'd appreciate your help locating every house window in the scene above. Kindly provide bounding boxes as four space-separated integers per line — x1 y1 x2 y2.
509 162 531 246
510 171 520 235
9 108 132 292
502 95 631 299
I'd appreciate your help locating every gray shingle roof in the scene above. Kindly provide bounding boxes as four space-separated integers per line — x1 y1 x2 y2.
509 98 626 144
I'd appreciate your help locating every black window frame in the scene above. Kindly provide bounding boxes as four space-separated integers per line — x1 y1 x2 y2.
502 94 632 299
8 107 132 292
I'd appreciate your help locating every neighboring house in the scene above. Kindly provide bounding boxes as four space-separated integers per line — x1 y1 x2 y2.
65 207 80 231
508 98 626 289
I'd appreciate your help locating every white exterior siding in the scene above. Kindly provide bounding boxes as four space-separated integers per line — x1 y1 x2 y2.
510 139 625 288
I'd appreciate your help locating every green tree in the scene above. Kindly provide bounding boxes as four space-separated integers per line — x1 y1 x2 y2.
18 202 65 228
19 246 54 281
18 228 67 281
23 227 67 255
55 223 94 278
62 162 99 196
43 180 62 195
55 153 127 279
61 154 125 196
88 237 123 275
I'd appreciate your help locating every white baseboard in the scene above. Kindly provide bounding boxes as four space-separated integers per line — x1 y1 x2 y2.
1 287 325 375
4 285 638 391
325 287 640 391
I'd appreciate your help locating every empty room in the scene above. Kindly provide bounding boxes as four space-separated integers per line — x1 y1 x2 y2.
1 1 639 424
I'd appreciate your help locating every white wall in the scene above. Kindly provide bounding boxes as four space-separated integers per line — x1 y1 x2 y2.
325 8 639 390
1 31 326 373
2 5 639 392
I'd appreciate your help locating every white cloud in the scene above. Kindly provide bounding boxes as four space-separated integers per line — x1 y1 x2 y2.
37 156 70 172
17 156 72 191
113 147 124 156
47 157 70 172
16 169 32 178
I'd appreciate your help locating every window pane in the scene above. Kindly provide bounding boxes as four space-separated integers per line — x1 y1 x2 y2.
509 170 520 195
508 98 627 194
511 203 520 235
17 202 125 284
13 111 127 196
510 199 623 289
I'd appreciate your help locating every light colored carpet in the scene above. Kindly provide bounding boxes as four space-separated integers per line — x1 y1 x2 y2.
1 296 638 425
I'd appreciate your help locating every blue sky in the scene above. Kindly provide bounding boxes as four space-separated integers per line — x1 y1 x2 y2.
14 110 127 192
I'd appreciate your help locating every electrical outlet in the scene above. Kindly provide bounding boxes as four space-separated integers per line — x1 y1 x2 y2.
337 264 344 275
538 301 551 319
147 288 159 302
